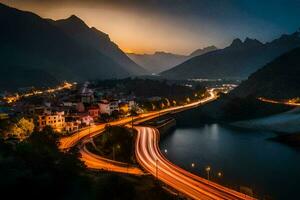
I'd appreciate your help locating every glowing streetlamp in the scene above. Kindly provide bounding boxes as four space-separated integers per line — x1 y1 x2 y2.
206 166 211 180
191 163 195 168
217 172 222 178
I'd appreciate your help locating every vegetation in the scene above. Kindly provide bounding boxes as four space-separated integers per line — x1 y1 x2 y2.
94 78 205 100
0 117 34 140
0 126 176 200
231 47 300 99
87 125 136 164
221 97 292 121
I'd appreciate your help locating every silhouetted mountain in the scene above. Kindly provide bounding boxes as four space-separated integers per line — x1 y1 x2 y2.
127 52 186 74
0 3 131 91
51 15 147 75
127 46 217 74
189 46 218 57
230 47 300 99
161 33 300 80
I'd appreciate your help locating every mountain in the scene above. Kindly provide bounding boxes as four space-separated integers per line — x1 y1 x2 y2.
51 15 147 75
161 33 300 80
127 46 217 74
0 3 131 91
230 47 300 99
127 52 186 74
189 46 218 57
173 46 300 122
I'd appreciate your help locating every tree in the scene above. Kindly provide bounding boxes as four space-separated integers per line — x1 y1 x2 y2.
111 110 120 120
9 118 34 141
101 113 110 122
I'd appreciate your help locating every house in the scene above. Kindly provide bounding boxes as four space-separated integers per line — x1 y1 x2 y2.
80 83 94 103
87 106 100 119
119 102 129 114
119 99 136 114
98 100 110 114
98 100 119 115
110 100 119 113
37 111 65 132
65 121 79 132
79 114 94 126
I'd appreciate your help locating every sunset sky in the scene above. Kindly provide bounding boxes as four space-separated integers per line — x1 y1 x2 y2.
1 0 300 54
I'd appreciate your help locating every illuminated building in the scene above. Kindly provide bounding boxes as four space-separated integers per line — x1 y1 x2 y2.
37 111 65 132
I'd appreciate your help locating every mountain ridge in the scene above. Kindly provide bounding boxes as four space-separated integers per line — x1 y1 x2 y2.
127 46 218 74
0 3 137 91
161 32 300 80
51 15 148 76
230 47 300 99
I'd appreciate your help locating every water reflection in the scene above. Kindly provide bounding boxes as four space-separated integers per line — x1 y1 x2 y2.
160 124 300 200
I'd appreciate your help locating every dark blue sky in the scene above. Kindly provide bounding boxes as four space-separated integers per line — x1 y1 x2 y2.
1 0 300 54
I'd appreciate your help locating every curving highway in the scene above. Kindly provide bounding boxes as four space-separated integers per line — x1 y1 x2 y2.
135 126 256 200
64 89 217 177
59 88 258 199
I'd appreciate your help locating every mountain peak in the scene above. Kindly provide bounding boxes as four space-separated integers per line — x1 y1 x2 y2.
244 37 263 47
189 45 218 57
230 38 243 48
55 15 89 33
271 31 300 45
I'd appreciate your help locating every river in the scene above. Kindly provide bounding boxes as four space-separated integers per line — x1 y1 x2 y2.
159 124 300 199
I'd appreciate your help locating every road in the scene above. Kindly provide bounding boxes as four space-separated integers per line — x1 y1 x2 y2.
135 126 256 200
65 89 257 199
60 89 217 150
80 144 144 175
258 97 300 106
72 89 217 175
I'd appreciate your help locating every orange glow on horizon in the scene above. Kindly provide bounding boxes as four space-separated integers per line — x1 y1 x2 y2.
0 0 215 55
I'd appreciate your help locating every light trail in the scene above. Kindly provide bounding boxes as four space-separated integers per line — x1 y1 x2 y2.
3 82 73 103
135 126 256 200
66 88 257 199
80 144 144 175
258 97 300 106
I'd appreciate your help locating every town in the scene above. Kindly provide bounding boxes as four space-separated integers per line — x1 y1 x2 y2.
0 78 224 140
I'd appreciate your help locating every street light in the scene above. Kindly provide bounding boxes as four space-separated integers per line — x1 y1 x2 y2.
164 149 168 154
191 163 195 168
217 172 222 178
206 166 211 180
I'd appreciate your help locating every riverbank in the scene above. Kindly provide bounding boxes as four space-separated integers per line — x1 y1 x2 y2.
231 107 300 133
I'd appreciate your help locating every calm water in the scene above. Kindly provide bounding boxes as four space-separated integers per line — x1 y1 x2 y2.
159 124 300 200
